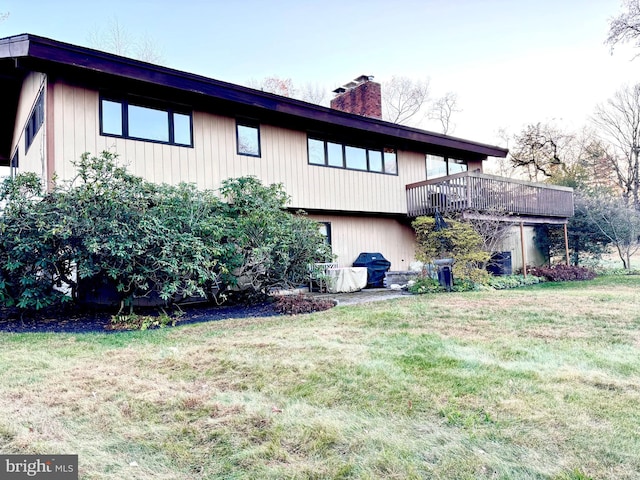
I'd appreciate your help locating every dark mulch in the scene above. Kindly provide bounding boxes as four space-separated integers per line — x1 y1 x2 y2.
0 301 281 334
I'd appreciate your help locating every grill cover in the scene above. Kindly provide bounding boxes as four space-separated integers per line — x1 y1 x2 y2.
352 252 391 288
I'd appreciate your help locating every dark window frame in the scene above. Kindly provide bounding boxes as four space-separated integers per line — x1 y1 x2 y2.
25 89 45 153
318 221 332 246
307 136 398 176
235 119 261 157
99 95 193 148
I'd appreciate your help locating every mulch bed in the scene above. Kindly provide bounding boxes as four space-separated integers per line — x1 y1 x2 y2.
0 302 281 334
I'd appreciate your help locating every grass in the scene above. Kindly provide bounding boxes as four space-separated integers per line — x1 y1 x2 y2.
1 276 639 479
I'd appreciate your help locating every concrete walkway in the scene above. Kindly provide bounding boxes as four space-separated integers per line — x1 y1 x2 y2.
312 288 410 306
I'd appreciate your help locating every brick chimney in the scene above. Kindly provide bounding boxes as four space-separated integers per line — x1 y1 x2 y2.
330 75 382 119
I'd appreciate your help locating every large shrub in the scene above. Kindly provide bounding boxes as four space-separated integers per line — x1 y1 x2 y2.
412 216 490 283
220 176 331 300
528 264 596 282
0 152 329 311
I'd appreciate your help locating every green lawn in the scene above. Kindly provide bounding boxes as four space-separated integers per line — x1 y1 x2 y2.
1 276 639 479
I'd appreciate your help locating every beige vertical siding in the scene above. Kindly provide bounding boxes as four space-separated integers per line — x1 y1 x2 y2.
306 214 417 270
11 72 47 178
467 159 483 172
48 80 429 215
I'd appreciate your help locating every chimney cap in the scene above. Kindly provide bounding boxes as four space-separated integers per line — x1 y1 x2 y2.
332 87 347 94
354 74 374 83
343 81 358 89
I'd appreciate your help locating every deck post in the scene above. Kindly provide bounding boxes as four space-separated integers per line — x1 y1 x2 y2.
520 221 527 278
564 223 570 266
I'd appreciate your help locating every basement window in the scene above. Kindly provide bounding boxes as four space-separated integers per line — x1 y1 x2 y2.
100 96 193 147
25 90 45 152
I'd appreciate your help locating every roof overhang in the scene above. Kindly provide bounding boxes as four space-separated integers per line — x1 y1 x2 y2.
0 33 509 165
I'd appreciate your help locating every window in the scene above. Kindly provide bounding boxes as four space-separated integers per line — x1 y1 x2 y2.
318 222 332 246
10 150 18 169
369 150 383 172
25 90 45 152
236 120 261 157
448 158 467 175
327 142 343 167
307 136 397 175
426 154 467 179
101 100 122 136
384 149 398 175
345 146 367 170
100 96 193 147
128 104 169 142
308 138 325 165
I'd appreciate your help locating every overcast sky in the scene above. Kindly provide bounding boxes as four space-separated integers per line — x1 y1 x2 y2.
1 0 638 147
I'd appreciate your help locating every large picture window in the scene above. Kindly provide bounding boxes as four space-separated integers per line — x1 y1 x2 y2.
25 90 45 152
100 96 193 147
307 136 397 175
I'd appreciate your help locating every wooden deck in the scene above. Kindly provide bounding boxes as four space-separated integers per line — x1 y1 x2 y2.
406 171 574 219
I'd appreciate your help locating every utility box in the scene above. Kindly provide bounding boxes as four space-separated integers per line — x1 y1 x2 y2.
487 251 512 276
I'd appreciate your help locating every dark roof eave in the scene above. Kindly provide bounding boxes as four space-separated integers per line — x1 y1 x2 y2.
3 34 508 159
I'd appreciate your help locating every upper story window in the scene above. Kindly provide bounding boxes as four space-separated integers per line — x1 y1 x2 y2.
100 96 193 147
308 136 397 175
426 154 467 179
236 120 261 157
25 90 45 152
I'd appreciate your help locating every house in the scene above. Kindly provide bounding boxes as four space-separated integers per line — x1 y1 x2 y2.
0 34 573 273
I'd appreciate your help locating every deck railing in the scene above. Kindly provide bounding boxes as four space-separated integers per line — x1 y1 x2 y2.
406 171 574 218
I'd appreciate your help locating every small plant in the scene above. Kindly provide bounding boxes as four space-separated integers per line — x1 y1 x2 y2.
274 294 335 315
108 310 182 330
450 278 478 292
528 264 596 282
408 276 443 294
489 274 544 289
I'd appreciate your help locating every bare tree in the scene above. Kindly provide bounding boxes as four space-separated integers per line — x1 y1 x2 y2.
88 17 164 64
582 195 640 269
297 82 328 106
247 76 296 97
459 209 513 269
607 0 640 55
509 123 573 181
0 12 9 25
381 76 431 125
507 123 616 191
428 92 460 135
247 77 329 105
591 83 640 209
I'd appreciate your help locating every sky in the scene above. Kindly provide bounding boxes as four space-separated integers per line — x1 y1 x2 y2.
1 0 638 148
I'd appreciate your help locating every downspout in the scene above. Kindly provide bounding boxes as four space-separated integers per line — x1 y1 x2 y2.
520 221 527 278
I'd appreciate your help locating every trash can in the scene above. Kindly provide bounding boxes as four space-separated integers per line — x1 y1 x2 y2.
353 252 391 288
433 258 454 291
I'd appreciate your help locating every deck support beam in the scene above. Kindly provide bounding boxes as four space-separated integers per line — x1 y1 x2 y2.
564 223 570 266
520 221 527 277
